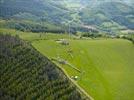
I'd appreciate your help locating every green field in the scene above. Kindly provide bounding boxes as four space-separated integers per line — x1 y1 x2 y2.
32 38 134 100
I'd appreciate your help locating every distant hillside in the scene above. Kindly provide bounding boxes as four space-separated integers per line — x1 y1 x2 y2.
0 0 70 23
0 0 73 33
0 34 88 100
0 0 134 33
79 1 134 33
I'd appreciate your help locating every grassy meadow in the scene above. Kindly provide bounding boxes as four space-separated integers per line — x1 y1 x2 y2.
32 38 134 100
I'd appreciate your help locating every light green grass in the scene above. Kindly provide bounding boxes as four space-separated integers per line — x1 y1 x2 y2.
32 38 134 100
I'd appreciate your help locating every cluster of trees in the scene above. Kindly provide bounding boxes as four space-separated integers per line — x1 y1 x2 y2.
82 32 102 38
0 34 85 100
121 35 134 44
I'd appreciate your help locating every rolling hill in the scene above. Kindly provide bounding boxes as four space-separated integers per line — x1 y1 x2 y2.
0 0 73 33
0 0 134 33
79 1 134 32
0 0 71 23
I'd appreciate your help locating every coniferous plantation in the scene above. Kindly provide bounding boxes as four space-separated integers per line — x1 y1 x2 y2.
0 34 88 100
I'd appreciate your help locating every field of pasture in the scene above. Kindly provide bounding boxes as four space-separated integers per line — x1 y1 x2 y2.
32 38 134 100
